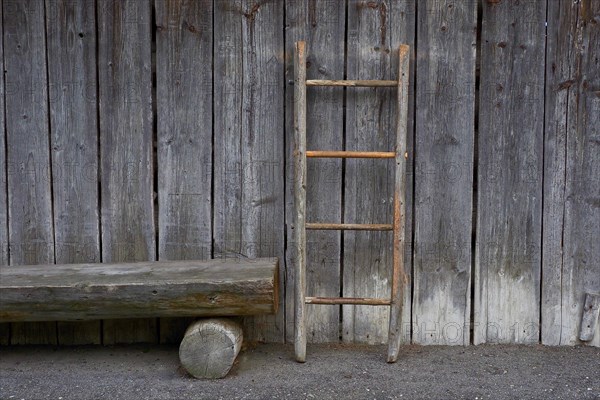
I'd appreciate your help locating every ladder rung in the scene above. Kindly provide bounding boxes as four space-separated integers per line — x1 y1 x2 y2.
306 79 397 87
306 223 393 231
306 151 395 159
305 297 391 305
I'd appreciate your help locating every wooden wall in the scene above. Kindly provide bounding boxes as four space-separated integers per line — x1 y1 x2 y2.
0 0 597 347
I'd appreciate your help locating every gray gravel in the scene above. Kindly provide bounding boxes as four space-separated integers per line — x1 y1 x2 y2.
1 343 599 399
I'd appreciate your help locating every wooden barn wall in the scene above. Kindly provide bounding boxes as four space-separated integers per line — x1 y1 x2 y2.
0 0 597 347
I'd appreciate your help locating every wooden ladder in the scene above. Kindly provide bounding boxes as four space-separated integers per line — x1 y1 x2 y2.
293 41 410 363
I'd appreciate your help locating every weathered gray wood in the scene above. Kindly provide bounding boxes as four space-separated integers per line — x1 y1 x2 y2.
179 318 243 379
155 0 213 344
0 258 278 322
0 0 9 346
4 0 57 345
388 44 410 362
213 0 285 342
541 0 578 346
306 80 397 87
542 0 600 347
97 0 156 344
46 0 101 346
580 294 600 343
413 0 476 346
475 0 546 344
343 0 415 345
293 41 307 362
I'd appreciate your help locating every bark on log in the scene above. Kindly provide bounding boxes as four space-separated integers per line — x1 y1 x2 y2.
179 318 243 379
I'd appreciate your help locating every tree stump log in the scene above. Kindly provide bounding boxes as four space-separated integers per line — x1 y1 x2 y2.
179 318 243 379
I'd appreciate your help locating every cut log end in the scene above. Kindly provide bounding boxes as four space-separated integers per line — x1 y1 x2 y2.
179 318 243 379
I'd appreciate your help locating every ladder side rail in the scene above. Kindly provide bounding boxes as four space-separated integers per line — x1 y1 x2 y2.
293 41 308 363
387 44 410 363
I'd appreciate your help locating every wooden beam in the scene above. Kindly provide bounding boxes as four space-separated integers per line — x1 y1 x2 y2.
0 258 279 322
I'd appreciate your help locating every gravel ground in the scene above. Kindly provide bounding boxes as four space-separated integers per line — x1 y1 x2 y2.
0 343 598 399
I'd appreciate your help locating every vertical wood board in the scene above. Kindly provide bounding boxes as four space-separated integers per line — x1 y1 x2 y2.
0 0 9 345
542 0 599 347
155 0 213 344
343 0 415 344
4 0 57 345
98 0 156 344
413 0 476 346
46 0 101 345
475 0 546 344
213 0 285 342
285 0 345 343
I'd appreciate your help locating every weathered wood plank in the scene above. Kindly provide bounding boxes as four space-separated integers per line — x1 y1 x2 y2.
306 80 397 87
387 43 410 362
343 0 415 345
413 0 476 346
0 258 278 322
542 0 600 347
0 0 9 346
213 0 285 342
97 0 156 344
579 294 600 343
46 0 101 346
155 0 213 344
3 0 57 345
541 0 578 346
475 0 546 344
285 1 345 345
292 40 307 362
179 318 243 379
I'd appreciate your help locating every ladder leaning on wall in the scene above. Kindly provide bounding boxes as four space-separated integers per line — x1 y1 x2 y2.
292 41 410 363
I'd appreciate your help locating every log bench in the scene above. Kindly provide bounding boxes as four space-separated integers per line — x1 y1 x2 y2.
0 257 279 378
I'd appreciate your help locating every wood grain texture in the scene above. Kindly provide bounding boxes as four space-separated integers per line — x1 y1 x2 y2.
413 0 476 346
0 0 9 345
343 0 415 345
0 258 278 322
542 0 600 347
292 41 307 362
179 318 243 379
285 0 345 344
46 0 101 345
213 0 285 342
475 0 546 344
98 0 156 344
155 0 213 344
4 0 57 345
541 0 578 347
387 44 410 362
579 294 600 343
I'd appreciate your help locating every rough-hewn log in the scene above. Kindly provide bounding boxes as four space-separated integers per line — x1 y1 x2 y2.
0 258 278 322
179 318 243 379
